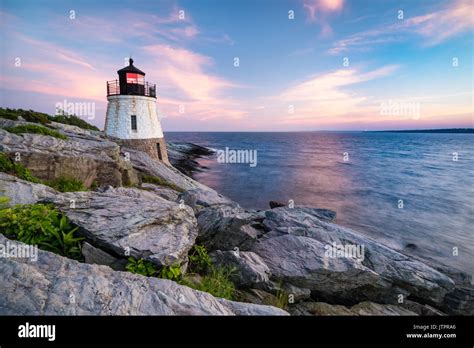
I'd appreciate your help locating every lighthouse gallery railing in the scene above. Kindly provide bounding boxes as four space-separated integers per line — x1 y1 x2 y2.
107 80 156 98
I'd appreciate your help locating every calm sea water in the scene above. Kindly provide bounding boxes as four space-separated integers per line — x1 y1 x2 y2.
166 131 474 277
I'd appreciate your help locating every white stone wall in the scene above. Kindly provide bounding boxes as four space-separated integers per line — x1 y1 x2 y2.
105 95 164 139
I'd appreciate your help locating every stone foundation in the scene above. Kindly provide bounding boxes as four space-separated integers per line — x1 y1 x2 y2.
121 137 170 165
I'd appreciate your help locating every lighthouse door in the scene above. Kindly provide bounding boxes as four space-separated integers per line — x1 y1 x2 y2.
156 143 163 161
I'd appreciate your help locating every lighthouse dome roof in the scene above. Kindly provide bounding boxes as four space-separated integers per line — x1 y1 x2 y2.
117 58 145 75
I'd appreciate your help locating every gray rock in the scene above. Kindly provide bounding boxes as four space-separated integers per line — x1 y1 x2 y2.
252 207 456 310
178 190 198 212
82 242 126 271
350 301 418 316
123 147 235 207
289 301 418 316
141 183 179 202
0 173 57 205
289 302 355 316
401 300 445 316
210 250 271 287
197 205 265 251
0 235 288 315
43 187 198 267
442 286 474 315
0 127 138 188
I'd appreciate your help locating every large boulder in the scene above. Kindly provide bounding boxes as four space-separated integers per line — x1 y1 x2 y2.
43 187 198 267
210 250 271 287
0 173 57 205
0 235 288 315
196 205 265 251
252 207 456 308
0 125 138 188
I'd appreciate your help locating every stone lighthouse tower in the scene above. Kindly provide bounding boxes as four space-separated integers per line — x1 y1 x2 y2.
105 58 169 164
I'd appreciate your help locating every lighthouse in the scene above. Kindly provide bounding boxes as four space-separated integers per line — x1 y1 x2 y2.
105 58 169 164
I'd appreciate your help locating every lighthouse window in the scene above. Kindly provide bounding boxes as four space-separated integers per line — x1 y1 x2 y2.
131 115 137 131
126 73 144 84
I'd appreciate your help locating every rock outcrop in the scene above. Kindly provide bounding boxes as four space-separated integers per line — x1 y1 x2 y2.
0 120 138 188
42 187 198 267
0 235 287 315
0 173 57 205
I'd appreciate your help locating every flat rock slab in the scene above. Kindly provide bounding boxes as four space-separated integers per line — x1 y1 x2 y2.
44 187 198 266
0 235 288 315
0 173 57 205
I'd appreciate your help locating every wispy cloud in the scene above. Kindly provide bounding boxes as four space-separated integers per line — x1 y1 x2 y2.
142 44 245 121
329 0 473 54
303 0 345 35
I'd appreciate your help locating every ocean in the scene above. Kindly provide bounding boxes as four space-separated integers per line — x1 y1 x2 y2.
166 131 474 278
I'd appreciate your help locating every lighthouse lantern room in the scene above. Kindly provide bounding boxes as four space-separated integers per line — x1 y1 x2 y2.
105 58 169 164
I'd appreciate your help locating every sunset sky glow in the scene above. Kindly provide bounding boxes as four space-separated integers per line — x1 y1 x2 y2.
1 0 473 131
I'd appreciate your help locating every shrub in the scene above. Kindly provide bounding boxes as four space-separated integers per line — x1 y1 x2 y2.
0 203 84 260
193 267 236 300
0 153 41 183
141 174 184 192
126 257 158 277
160 264 182 281
46 177 87 192
5 124 67 140
188 245 212 273
0 108 19 120
125 245 236 300
49 114 100 131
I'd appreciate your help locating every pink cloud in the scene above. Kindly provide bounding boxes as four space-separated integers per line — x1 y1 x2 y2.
142 44 245 121
304 0 345 22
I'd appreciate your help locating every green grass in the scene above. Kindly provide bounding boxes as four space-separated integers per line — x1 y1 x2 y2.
141 174 184 192
0 108 50 124
0 107 99 131
45 177 87 192
0 153 41 183
185 267 236 300
0 203 84 260
126 245 236 300
5 124 67 140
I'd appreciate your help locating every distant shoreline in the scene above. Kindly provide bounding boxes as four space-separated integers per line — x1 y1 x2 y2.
370 128 474 133
165 128 474 134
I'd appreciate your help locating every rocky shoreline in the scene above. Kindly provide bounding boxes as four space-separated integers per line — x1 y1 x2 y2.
0 116 472 316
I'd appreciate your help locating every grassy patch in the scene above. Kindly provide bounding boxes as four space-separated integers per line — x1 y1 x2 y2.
45 177 87 192
186 267 236 300
0 203 84 260
141 174 184 192
0 107 99 131
0 153 41 183
126 245 236 300
0 108 50 124
5 124 67 140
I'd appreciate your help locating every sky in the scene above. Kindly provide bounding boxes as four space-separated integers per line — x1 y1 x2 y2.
0 0 473 131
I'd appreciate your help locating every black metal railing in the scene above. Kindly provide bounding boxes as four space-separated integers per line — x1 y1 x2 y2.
107 80 156 98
